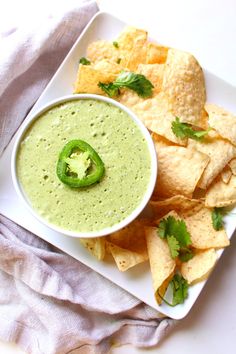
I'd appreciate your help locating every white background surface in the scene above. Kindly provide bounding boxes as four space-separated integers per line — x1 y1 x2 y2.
0 0 236 353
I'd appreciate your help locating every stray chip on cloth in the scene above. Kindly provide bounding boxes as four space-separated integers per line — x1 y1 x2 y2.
181 249 217 284
106 220 148 271
205 175 236 207
188 130 236 189
80 237 106 261
205 103 236 146
162 48 206 125
145 226 175 304
154 145 210 198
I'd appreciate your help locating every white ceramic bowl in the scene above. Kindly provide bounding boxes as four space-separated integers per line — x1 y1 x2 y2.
11 94 158 238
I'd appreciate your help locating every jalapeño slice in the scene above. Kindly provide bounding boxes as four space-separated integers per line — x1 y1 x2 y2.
56 140 105 188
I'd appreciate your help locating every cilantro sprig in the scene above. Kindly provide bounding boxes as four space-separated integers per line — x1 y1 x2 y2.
171 117 210 141
158 215 194 261
159 274 189 307
79 57 91 65
113 41 119 48
98 71 154 98
211 207 224 230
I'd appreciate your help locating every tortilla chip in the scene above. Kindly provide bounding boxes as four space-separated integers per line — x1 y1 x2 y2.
205 175 236 207
150 195 203 218
116 26 148 69
205 103 236 146
80 237 106 261
162 48 206 125
137 63 164 94
198 109 209 129
146 42 168 64
126 37 147 71
118 92 184 145
154 146 210 198
93 59 122 75
229 158 236 175
106 220 148 271
188 130 236 189
145 226 176 304
180 207 230 249
131 93 187 145
87 40 120 64
74 64 116 94
181 249 217 284
221 165 232 184
151 132 174 151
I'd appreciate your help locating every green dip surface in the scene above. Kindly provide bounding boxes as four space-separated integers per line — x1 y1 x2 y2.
17 99 152 233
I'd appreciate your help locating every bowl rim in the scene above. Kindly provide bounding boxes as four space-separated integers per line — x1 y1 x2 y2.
11 93 158 238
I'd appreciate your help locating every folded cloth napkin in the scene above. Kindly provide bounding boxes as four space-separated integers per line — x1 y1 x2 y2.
0 1 175 353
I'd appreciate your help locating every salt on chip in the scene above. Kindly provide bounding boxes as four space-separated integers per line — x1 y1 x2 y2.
74 64 117 94
87 40 120 64
221 165 232 184
145 226 175 304
188 130 236 189
146 42 168 64
228 158 236 175
205 103 236 146
106 220 148 272
162 48 206 125
179 207 230 249
150 195 203 219
137 63 164 94
205 175 236 207
80 237 106 261
154 146 210 198
181 249 217 284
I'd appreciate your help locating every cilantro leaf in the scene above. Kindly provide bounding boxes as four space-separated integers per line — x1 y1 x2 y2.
113 41 119 48
167 235 180 258
79 57 91 65
211 207 224 230
178 248 194 262
98 82 120 97
171 274 188 306
157 216 191 248
158 218 167 238
158 273 189 307
98 71 154 98
157 216 192 260
171 117 210 141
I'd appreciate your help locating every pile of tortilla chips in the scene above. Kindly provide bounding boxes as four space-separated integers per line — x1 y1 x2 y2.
74 26 236 306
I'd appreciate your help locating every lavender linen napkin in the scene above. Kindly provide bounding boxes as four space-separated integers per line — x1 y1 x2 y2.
0 2 175 353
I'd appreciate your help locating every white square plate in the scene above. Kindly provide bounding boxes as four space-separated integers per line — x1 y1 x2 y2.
0 12 235 319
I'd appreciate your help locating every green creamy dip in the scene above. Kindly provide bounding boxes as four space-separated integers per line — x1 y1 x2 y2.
17 99 151 233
